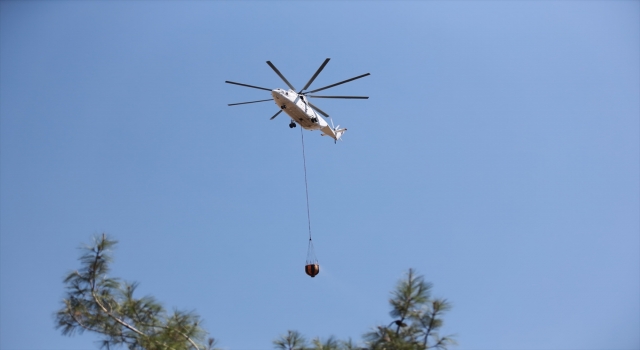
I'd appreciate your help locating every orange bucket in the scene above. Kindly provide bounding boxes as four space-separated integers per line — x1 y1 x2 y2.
305 263 320 277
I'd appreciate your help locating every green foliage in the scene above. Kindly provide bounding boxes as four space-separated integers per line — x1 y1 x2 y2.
337 338 360 350
364 269 456 350
310 335 340 350
389 269 432 322
57 235 453 350
55 234 217 350
273 330 307 350
273 333 361 350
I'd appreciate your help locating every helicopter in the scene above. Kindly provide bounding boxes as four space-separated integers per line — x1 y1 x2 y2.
226 58 370 142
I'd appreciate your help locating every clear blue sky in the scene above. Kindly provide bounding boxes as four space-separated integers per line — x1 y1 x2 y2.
1 1 638 349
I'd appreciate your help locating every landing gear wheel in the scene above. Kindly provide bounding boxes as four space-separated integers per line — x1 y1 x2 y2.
289 122 296 128
311 117 318 123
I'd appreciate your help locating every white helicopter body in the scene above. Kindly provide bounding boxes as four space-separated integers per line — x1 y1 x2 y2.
226 58 368 142
271 89 346 141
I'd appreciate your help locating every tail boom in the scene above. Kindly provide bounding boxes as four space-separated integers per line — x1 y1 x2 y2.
320 125 347 141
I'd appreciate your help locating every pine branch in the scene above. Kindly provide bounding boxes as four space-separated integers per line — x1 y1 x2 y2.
56 234 211 350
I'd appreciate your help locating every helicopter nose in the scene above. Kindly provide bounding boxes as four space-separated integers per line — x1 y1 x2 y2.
273 89 290 101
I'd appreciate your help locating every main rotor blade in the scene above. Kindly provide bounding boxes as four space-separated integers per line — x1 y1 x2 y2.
270 110 283 120
266 61 296 91
225 81 272 91
308 102 329 118
228 99 273 106
306 73 370 94
300 58 330 92
308 95 369 99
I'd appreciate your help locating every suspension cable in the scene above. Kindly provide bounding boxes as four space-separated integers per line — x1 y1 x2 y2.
300 127 312 242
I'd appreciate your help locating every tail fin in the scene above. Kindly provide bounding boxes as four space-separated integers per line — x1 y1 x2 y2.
334 127 347 141
321 125 347 141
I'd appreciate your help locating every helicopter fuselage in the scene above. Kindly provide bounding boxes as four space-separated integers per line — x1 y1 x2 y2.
272 89 324 130
271 88 344 140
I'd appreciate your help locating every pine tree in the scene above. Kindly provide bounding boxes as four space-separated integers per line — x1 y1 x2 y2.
310 335 340 350
364 269 456 350
273 330 308 350
55 234 217 350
